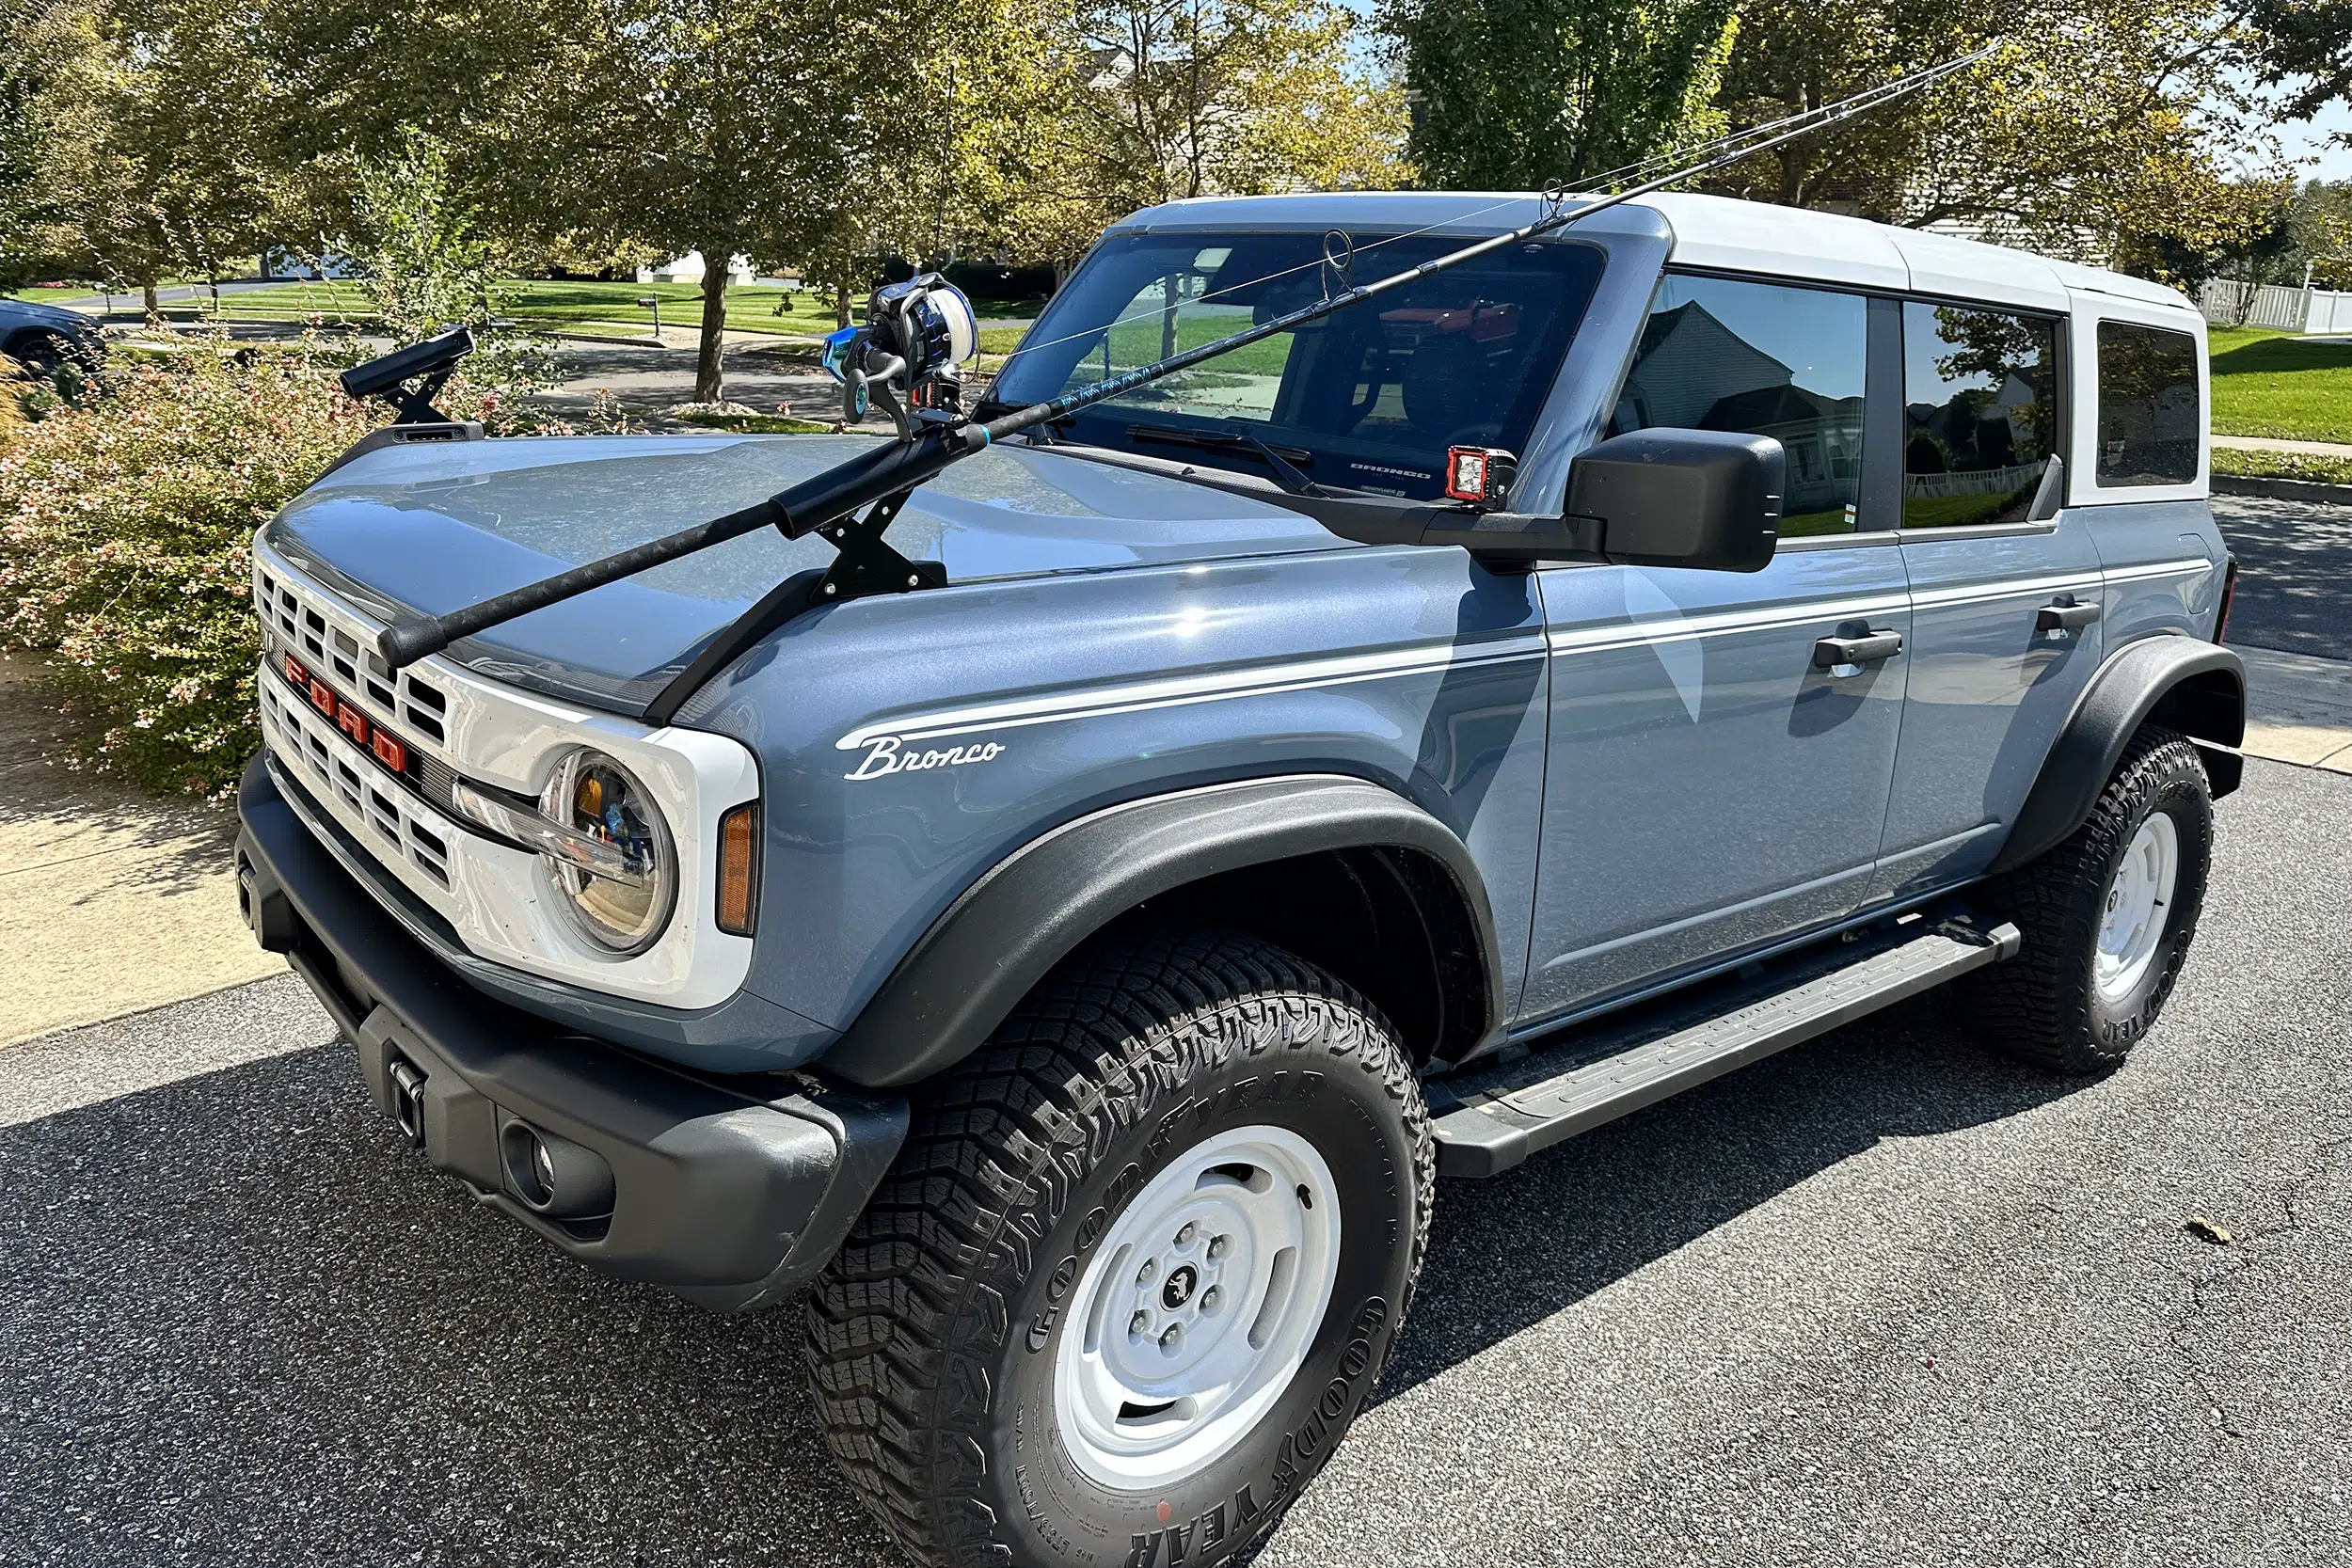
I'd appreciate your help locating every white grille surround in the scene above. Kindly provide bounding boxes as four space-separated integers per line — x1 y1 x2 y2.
252 538 759 1010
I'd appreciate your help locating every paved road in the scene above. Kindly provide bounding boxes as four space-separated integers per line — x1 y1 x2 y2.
3 756 2346 1566
536 340 844 426
36 279 292 316
2213 496 2352 661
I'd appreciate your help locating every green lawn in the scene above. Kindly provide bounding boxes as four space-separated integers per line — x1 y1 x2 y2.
490 279 842 337
190 278 843 338
2208 326 2352 446
7 283 98 304
193 278 1047 348
2212 446 2352 486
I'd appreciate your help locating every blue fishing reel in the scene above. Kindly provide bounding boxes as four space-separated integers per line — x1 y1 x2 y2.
821 276 979 436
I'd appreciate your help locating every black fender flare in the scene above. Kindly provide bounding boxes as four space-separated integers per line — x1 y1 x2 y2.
818 774 1504 1089
1989 635 2245 876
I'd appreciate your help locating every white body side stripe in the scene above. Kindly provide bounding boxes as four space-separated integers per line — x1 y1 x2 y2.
834 561 2217 752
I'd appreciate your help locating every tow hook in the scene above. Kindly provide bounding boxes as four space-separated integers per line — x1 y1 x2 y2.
387 1055 428 1147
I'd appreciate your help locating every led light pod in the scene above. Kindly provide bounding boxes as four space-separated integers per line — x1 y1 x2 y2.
1445 446 1518 508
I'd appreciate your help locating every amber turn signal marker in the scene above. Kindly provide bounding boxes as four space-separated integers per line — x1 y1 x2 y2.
716 802 758 936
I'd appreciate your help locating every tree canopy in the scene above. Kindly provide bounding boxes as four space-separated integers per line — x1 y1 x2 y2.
1380 0 1739 188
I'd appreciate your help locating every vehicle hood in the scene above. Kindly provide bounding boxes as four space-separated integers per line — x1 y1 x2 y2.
262 433 1341 714
2 297 96 333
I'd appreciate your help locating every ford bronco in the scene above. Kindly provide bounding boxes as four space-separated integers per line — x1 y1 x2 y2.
233 191 2243 1567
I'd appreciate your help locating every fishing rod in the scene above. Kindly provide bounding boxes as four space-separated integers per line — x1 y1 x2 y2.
372 42 1996 673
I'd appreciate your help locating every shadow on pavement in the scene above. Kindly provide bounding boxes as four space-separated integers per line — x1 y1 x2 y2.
1375 997 2075 1402
0 657 238 903
0 991 2077 1564
2213 496 2352 661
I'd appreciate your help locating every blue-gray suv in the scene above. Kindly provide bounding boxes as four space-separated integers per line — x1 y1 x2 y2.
0 294 103 377
233 192 2244 1568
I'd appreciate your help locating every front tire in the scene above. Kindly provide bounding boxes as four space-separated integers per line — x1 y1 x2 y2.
807 927 1432 1568
1962 725 2213 1073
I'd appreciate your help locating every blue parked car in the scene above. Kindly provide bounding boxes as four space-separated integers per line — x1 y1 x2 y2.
0 294 104 375
233 191 2242 1568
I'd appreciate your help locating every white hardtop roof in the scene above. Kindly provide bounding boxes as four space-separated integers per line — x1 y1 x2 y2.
1116 190 2195 318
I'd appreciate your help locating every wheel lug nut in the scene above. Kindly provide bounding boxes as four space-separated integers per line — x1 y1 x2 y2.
1136 1259 1156 1286
1160 1323 1182 1350
1200 1286 1220 1312
1175 1223 1196 1247
1130 1309 1150 1336
1207 1234 1228 1260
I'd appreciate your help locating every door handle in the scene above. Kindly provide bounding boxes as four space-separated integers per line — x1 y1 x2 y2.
1813 629 1903 671
2036 597 2102 634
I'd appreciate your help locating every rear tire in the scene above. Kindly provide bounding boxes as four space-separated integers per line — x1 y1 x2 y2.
6 328 76 376
806 927 1433 1568
1962 726 2213 1073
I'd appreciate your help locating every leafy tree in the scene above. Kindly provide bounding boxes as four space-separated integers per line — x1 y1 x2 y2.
1700 0 2294 277
1379 0 1739 188
965 0 1406 277
2245 0 2352 123
33 0 284 309
452 0 953 403
0 6 75 290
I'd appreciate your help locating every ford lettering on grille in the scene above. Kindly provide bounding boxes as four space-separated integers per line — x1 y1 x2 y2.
281 651 415 784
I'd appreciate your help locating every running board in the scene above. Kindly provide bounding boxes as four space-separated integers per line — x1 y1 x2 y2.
1428 914 2022 1177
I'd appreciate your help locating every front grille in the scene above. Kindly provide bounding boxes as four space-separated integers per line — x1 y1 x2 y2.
255 569 451 744
260 677 455 889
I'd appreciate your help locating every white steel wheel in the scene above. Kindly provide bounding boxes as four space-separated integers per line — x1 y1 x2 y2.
1054 1123 1343 1492
2095 811 2180 1005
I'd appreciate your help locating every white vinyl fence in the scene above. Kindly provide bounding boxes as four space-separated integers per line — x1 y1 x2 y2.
2198 278 2352 335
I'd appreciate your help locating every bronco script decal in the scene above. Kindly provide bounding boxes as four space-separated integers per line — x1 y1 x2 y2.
843 734 1006 782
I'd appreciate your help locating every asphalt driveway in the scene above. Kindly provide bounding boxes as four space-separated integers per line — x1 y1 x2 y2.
3 757 2348 1567
2212 495 2352 661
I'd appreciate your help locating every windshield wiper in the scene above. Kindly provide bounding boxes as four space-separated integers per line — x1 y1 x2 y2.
1124 422 1326 496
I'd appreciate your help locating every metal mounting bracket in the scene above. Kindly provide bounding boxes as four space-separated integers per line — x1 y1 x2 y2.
806 489 947 606
640 485 946 725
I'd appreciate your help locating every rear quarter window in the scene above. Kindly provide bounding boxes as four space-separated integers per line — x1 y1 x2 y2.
2095 322 2200 486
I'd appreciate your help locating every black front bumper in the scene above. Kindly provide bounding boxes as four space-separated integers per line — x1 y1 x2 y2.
235 752 905 1313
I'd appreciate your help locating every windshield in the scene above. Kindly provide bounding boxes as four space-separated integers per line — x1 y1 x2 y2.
988 230 1605 500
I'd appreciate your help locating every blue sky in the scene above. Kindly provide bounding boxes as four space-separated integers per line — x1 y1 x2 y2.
2278 102 2352 182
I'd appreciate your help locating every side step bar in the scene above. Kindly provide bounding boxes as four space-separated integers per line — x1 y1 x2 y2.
1429 914 2022 1177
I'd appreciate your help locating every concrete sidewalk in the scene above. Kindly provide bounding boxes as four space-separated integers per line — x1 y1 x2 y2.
0 661 281 1047
2238 643 2352 770
2215 433 2352 459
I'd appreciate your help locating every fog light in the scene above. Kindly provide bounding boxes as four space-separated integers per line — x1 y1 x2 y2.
500 1117 615 1219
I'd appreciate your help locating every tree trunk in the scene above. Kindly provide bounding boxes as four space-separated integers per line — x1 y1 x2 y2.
142 280 159 321
835 268 854 329
693 259 727 404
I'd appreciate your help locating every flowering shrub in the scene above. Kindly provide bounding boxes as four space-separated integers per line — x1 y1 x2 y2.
0 325 619 795
0 337 385 794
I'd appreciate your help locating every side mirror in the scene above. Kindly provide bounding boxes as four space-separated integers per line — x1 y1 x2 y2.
1567 429 1783 573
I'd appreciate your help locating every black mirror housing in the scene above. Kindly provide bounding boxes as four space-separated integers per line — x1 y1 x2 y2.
1567 429 1784 573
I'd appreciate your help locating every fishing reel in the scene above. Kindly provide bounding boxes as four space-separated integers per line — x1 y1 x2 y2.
820 275 980 437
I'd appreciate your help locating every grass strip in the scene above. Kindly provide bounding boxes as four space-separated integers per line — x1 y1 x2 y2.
2212 446 2352 487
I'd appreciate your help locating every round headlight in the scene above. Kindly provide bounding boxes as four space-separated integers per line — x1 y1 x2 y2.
538 749 675 955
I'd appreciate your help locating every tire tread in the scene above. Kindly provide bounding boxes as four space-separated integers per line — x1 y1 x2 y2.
1962 724 2211 1073
805 926 1434 1567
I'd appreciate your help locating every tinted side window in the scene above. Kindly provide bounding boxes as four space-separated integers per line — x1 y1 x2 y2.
2096 322 2199 485
1612 275 1867 536
1901 302 2058 529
